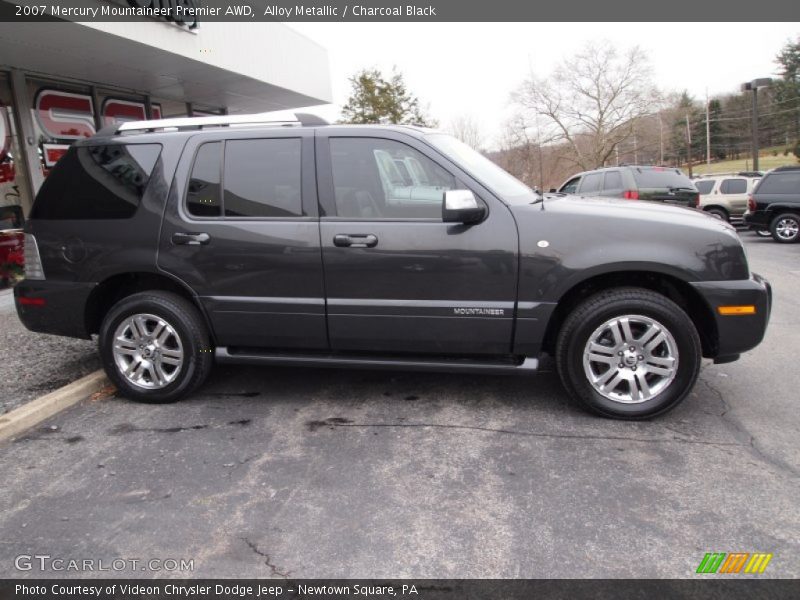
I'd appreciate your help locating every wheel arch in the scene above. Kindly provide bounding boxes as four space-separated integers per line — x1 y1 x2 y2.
84 271 214 341
540 270 718 358
703 204 730 216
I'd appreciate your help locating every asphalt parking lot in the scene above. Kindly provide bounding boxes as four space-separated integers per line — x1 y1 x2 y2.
0 289 99 415
0 235 798 579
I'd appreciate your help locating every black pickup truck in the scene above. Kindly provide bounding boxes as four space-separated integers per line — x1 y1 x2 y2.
14 114 771 419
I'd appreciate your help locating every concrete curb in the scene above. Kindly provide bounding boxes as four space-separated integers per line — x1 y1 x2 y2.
0 370 108 442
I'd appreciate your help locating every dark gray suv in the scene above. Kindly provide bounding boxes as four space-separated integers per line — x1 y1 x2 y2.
558 165 700 208
14 114 771 419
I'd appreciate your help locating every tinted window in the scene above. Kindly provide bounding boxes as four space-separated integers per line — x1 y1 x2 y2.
632 168 694 189
187 142 222 217
755 171 800 194
329 138 460 219
720 178 747 194
223 138 302 218
31 144 161 220
695 180 715 195
603 171 623 191
580 172 604 193
560 177 580 194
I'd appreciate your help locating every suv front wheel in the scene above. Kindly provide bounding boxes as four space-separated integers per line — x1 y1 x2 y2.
99 291 213 403
556 288 701 419
770 212 800 243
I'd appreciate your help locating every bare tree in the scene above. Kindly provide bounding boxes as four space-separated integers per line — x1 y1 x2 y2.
513 41 658 170
447 114 485 150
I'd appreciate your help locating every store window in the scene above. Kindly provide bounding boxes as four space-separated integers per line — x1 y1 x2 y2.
0 73 27 215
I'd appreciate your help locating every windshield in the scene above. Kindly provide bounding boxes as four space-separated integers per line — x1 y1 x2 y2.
425 133 532 200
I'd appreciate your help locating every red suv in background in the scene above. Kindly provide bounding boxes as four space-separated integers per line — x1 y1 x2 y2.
0 204 24 288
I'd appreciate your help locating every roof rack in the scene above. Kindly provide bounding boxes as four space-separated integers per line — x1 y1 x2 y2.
102 112 329 136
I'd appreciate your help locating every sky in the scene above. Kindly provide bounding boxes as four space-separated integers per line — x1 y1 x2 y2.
287 22 799 148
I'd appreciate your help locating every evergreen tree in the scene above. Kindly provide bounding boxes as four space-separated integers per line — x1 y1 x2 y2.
340 68 437 127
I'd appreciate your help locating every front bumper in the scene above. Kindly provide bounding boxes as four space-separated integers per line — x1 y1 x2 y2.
690 272 771 360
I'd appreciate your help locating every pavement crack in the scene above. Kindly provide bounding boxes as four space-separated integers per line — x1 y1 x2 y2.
310 418 744 448
699 376 800 477
241 537 291 578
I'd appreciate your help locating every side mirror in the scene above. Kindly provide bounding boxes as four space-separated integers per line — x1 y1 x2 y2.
442 190 486 224
549 188 557 193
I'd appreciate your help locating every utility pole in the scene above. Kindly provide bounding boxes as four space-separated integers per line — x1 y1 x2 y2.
685 114 693 177
633 128 638 164
705 89 711 165
741 78 772 172
658 113 664 166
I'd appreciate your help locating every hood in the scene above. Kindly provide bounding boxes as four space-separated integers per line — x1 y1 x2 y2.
539 194 738 237
509 194 749 282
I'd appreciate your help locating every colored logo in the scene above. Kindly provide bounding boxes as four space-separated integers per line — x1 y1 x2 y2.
696 552 773 574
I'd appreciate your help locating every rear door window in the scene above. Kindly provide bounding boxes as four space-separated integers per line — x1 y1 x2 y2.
720 178 747 194
187 142 222 217
31 144 161 219
603 171 623 191
756 171 800 194
223 138 303 218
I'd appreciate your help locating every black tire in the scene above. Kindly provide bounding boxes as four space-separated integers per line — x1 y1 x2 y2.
705 207 729 222
769 212 800 243
99 291 213 403
555 287 701 419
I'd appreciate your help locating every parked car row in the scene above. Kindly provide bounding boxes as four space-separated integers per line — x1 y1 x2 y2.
555 164 800 244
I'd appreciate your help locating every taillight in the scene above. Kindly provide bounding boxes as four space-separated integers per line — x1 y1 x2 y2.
747 194 756 213
623 190 639 200
23 234 46 280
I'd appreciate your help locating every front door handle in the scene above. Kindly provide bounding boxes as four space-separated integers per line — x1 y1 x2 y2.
334 234 378 248
172 232 210 246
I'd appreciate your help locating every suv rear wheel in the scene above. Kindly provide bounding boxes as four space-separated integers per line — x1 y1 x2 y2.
770 212 800 243
556 288 701 419
99 291 213 403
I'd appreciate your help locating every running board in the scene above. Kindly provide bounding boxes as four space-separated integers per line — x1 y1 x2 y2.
215 348 538 375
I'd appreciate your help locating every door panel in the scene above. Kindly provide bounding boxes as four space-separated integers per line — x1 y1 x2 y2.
158 129 327 349
317 132 518 355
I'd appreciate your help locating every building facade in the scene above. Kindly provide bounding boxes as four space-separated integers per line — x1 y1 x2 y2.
0 12 331 215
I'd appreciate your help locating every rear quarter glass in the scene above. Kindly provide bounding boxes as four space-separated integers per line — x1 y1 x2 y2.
30 144 162 220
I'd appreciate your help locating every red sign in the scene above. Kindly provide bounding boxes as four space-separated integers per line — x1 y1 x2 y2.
34 90 96 140
35 89 165 142
102 98 162 126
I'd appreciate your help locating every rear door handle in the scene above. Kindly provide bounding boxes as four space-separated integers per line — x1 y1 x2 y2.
172 232 210 246
333 234 378 248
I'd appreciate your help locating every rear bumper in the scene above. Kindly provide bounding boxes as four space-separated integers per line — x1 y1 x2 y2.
14 280 96 339
744 210 769 229
690 273 771 360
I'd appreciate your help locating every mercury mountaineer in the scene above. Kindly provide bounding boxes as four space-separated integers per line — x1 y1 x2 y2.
14 113 770 419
